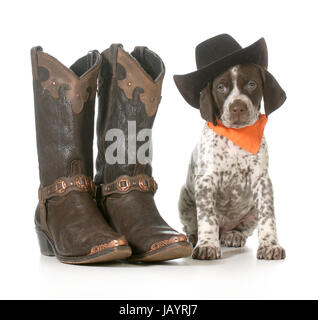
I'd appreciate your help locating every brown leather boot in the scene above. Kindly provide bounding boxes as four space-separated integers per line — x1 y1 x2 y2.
31 47 132 264
95 44 192 262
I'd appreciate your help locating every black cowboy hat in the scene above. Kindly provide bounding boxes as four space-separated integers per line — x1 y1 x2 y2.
173 34 268 109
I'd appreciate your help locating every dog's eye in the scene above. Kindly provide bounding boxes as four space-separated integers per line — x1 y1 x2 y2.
247 80 257 90
217 84 227 93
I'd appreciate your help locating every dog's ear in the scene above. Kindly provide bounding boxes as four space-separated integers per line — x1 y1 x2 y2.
199 81 218 125
259 66 287 116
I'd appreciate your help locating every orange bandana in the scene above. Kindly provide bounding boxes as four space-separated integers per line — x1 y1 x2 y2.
207 114 268 154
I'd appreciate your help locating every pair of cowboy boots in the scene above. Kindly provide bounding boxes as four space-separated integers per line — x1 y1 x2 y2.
31 44 192 264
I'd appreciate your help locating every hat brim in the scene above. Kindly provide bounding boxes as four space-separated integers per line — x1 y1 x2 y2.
173 38 268 109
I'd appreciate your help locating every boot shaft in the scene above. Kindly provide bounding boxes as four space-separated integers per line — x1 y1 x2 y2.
95 45 165 184
31 47 101 186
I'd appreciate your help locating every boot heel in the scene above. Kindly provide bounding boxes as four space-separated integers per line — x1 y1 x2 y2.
36 229 55 256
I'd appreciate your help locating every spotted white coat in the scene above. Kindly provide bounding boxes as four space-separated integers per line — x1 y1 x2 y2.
179 66 286 260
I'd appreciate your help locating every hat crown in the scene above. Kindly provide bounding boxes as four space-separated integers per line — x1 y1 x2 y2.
195 34 242 69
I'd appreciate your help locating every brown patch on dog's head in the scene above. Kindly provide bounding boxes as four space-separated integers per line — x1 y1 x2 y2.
199 64 286 128
199 81 219 125
257 65 287 116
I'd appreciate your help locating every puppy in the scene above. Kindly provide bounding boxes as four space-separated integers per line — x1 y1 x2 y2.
179 64 286 260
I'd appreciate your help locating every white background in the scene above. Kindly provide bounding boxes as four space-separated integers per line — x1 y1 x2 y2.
1 0 317 300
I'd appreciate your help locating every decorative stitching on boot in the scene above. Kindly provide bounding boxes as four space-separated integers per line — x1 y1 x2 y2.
89 238 128 255
36 51 101 114
149 235 188 252
99 174 158 197
116 47 163 117
38 174 95 201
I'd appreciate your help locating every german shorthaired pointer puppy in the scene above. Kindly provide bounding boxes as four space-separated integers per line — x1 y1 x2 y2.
179 64 286 260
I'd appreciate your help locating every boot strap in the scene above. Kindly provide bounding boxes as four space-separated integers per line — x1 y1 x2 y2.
38 174 95 201
99 174 158 197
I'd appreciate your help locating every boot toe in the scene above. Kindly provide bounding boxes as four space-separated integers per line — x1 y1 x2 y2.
149 234 188 252
60 236 132 264
89 236 129 255
130 234 192 263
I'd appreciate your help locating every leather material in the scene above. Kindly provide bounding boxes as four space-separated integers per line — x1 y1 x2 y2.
31 46 128 259
116 47 163 117
95 44 190 257
32 48 99 186
35 192 125 257
95 45 164 184
102 191 182 255
38 174 95 201
99 174 157 197
36 51 98 114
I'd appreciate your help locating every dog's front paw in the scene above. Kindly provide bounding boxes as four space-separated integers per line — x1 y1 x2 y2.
257 244 286 260
192 243 221 260
221 231 246 247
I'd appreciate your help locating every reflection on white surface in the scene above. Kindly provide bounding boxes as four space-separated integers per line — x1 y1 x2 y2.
1 237 313 300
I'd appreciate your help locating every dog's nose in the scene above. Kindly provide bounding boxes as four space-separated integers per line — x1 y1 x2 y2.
229 100 247 115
